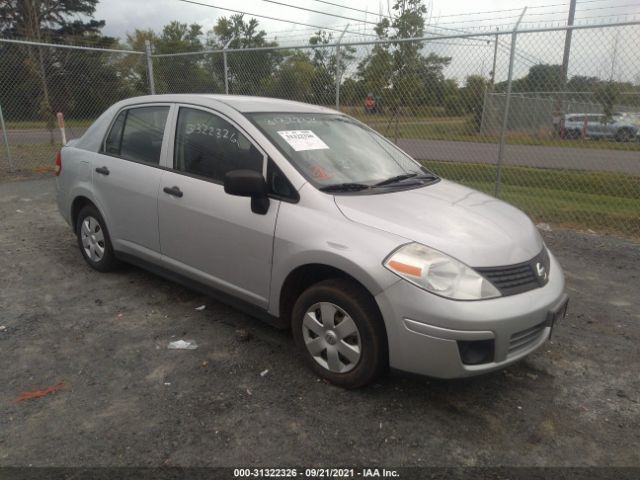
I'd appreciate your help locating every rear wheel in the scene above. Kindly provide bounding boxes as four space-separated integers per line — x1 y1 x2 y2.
292 279 388 388
76 204 118 272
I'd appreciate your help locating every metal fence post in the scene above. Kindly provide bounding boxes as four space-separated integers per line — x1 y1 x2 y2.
0 101 13 172
145 40 155 95
223 36 235 95
495 8 527 198
335 24 349 110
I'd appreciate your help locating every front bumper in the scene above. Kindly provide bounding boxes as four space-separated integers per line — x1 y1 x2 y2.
375 250 567 378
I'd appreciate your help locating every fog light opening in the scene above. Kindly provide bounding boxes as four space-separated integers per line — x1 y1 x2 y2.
457 339 495 365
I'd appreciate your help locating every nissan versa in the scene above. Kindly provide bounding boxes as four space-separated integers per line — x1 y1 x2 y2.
55 94 568 388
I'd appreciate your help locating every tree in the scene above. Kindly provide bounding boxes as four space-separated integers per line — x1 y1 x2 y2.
154 22 215 93
122 29 157 95
263 51 315 102
207 14 280 95
0 0 108 137
356 19 393 99
594 82 620 121
461 75 488 131
307 30 355 105
526 64 563 93
354 0 451 113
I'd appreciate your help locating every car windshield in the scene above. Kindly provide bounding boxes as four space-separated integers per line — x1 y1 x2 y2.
247 112 436 191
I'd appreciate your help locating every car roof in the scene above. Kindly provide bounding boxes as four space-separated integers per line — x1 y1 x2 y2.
118 94 337 114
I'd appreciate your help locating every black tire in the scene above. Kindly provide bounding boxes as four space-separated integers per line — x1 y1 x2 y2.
565 129 581 140
75 204 119 272
291 278 388 388
615 128 633 143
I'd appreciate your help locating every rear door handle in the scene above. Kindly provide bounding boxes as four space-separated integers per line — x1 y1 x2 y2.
163 186 183 198
95 166 110 176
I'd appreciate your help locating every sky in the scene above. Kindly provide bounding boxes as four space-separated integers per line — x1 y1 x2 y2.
91 0 640 84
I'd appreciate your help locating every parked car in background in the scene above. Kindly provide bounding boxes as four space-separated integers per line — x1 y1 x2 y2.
562 112 639 142
55 94 567 388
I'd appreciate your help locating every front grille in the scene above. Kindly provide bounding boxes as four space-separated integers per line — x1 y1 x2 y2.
475 248 550 297
508 322 547 355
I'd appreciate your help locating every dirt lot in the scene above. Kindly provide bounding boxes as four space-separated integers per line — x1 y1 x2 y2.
0 176 639 467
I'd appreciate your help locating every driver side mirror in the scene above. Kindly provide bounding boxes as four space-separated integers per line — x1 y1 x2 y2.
224 169 270 215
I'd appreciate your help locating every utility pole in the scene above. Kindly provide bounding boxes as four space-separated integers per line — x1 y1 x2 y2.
560 0 577 85
223 35 236 95
490 28 499 87
335 24 349 110
145 40 155 95
554 0 577 134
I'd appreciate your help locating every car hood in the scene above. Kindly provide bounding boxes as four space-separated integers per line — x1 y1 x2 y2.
334 179 543 268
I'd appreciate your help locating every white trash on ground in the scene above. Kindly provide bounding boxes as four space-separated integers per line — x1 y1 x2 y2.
536 222 552 232
167 340 198 350
195 305 206 311
260 369 269 377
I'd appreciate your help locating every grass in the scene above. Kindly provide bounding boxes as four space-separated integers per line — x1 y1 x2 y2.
367 118 640 152
0 143 59 174
5 119 94 130
421 160 640 238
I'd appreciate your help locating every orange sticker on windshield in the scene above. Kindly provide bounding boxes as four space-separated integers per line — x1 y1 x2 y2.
312 166 332 180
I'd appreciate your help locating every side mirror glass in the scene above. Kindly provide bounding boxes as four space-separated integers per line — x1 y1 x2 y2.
224 169 270 215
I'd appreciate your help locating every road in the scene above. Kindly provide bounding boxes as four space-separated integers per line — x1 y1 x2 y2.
398 138 640 175
1 177 639 467
5 128 640 174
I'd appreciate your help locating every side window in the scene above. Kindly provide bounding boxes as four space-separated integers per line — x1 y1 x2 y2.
174 107 263 182
103 106 169 165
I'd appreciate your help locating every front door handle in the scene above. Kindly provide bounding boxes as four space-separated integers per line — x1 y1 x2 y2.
95 166 110 176
163 186 183 198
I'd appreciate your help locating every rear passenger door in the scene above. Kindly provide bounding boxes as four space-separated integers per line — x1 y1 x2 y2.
586 115 603 137
158 106 279 308
93 104 171 260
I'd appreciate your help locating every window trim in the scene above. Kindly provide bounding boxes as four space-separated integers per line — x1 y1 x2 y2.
100 103 173 167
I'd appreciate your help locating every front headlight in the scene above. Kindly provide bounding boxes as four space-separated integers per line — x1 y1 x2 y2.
383 243 501 300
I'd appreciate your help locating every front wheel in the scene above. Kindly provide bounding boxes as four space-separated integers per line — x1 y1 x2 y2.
615 128 634 142
292 279 388 388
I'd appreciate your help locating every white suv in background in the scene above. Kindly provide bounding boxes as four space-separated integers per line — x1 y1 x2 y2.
563 112 639 142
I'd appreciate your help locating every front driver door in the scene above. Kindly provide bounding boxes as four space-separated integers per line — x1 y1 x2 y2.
158 106 279 308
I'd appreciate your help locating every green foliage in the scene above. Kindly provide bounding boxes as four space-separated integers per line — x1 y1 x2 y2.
263 51 315 102
0 0 125 123
461 75 488 131
594 82 621 120
153 22 217 93
353 0 451 110
526 64 563 92
207 14 280 95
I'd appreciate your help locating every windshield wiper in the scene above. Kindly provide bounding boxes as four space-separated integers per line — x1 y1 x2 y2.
373 173 438 187
318 182 371 192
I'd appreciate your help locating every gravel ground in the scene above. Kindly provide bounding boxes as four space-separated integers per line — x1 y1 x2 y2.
0 176 638 467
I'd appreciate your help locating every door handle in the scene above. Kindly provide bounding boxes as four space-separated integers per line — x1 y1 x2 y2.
95 166 110 175
163 186 183 198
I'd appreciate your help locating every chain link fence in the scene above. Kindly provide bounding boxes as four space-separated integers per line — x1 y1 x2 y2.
1 22 639 239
